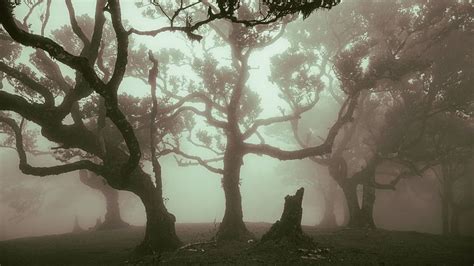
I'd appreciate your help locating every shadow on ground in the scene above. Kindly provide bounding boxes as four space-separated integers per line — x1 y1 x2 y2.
0 223 472 265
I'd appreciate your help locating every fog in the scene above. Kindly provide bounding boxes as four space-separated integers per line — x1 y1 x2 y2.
0 1 473 264
2 132 458 240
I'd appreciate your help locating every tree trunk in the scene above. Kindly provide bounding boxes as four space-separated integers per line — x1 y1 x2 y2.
317 180 338 229
262 188 309 243
360 178 376 229
441 196 450 235
441 164 451 236
340 189 350 227
450 207 460 236
98 186 129 230
217 146 251 241
98 144 182 254
318 200 338 229
132 171 182 254
72 215 84 233
79 170 129 230
341 182 375 229
342 182 363 228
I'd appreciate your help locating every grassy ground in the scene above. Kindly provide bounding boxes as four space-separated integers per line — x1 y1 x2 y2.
0 223 472 265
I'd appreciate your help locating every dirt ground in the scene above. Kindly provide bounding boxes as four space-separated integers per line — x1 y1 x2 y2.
0 223 472 265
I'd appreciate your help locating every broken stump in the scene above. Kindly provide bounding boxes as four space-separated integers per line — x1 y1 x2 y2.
261 188 310 243
72 216 84 233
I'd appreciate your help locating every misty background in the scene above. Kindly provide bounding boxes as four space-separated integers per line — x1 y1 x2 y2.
1 0 472 241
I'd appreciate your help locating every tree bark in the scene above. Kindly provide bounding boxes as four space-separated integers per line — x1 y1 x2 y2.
131 170 182 254
341 182 362 228
99 186 129 230
217 143 252 241
316 180 338 229
100 147 181 254
262 188 308 242
360 180 376 229
341 181 375 229
79 170 129 230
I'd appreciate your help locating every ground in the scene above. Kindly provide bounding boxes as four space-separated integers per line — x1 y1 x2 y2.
0 223 472 265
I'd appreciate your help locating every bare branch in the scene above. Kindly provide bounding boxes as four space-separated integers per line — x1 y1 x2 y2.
148 50 163 190
22 0 43 27
0 61 55 106
187 131 224 156
0 115 103 176
243 93 359 160
131 1 340 41
167 105 227 129
65 0 90 48
40 0 51 36
243 103 315 140
165 150 224 175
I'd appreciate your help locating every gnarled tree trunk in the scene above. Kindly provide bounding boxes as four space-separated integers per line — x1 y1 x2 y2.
79 170 129 230
102 147 181 254
341 182 375 229
317 180 338 229
130 170 182 254
217 143 252 241
101 185 129 230
342 182 362 227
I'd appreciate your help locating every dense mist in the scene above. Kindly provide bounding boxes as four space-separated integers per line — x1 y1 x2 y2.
0 0 473 264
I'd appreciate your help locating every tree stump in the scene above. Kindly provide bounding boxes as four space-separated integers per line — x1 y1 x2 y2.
90 217 103 230
72 216 84 233
261 188 310 243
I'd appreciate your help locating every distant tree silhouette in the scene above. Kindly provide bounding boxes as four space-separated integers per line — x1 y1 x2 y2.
79 170 129 230
270 0 473 229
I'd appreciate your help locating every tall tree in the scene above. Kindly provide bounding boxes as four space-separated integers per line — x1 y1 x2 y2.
271 0 473 229
156 1 364 240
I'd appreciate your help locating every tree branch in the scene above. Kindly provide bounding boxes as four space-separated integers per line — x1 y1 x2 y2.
65 0 90 48
40 0 51 36
22 0 43 27
0 1 105 91
0 115 103 176
0 61 55 106
243 93 359 160
148 50 163 191
166 105 227 129
161 149 224 175
243 103 314 140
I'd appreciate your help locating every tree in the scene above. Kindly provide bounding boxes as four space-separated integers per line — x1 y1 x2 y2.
0 0 340 253
378 0 474 235
155 1 363 240
78 170 129 230
434 117 473 236
270 0 473 229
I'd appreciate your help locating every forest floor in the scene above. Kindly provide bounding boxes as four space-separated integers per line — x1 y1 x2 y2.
0 222 473 265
